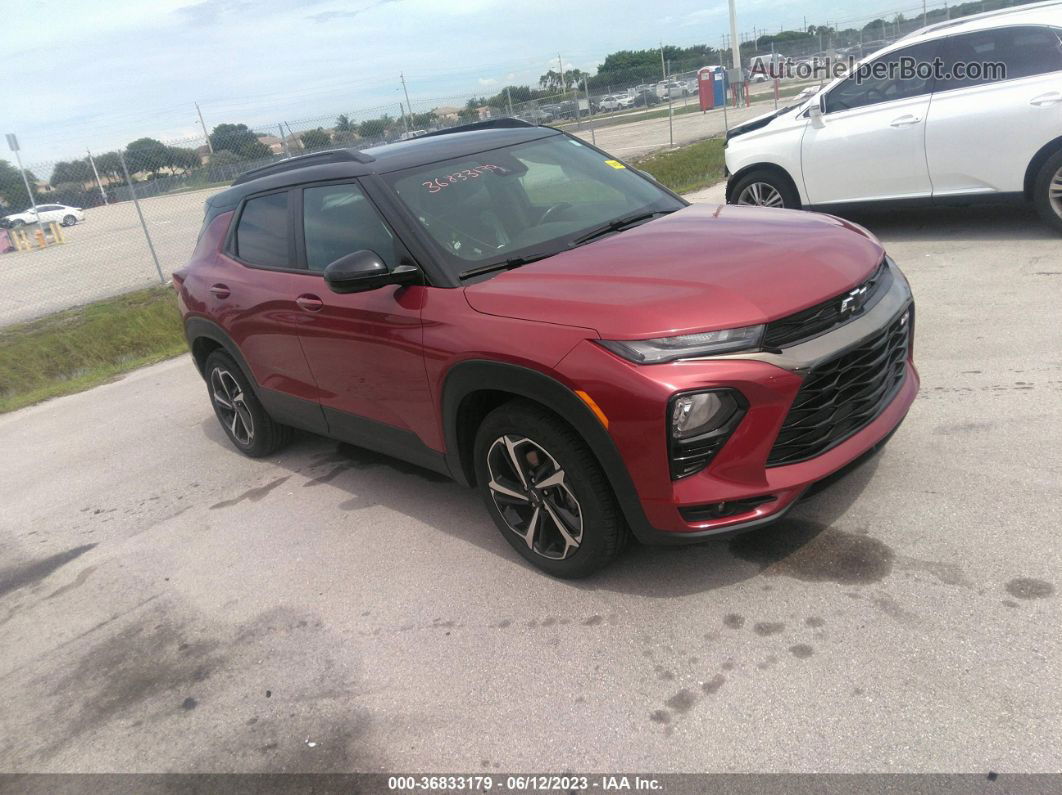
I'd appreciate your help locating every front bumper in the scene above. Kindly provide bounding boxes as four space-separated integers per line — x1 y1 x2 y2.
555 259 917 543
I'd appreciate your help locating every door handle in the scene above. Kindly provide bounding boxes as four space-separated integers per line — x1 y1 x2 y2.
209 283 230 299
296 294 324 312
889 114 922 127
1030 92 1062 106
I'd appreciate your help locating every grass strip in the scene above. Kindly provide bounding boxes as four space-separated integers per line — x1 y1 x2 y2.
632 136 726 195
0 286 186 413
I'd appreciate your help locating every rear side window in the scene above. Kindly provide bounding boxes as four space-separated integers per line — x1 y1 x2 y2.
938 26 1062 91
234 192 290 268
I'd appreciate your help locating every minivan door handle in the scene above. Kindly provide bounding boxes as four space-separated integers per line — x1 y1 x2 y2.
889 114 922 127
296 294 324 312
1030 92 1062 106
209 283 230 299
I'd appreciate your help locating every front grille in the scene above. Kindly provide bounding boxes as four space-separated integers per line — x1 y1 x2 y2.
766 308 911 467
763 259 892 350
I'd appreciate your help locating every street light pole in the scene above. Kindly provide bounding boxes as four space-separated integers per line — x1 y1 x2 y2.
5 133 44 239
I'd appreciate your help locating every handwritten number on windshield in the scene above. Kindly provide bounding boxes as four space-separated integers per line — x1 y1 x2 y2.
422 164 502 193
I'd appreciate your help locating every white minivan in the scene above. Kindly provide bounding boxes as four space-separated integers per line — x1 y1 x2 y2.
724 1 1062 232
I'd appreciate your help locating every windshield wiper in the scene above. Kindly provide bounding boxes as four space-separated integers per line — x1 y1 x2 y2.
572 209 676 247
459 250 562 280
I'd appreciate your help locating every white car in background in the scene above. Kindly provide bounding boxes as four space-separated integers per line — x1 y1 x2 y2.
3 203 85 227
724 0 1062 232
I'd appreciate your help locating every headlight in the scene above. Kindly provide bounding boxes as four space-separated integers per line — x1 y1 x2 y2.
599 325 764 364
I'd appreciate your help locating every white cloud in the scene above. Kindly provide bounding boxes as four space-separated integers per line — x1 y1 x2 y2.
478 77 499 86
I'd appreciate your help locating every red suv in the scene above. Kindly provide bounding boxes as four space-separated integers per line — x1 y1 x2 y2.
175 120 918 577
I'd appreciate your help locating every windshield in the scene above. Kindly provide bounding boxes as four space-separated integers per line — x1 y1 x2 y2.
382 134 684 277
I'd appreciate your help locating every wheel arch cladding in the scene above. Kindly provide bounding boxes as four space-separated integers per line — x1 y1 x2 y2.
184 317 257 391
1024 135 1062 200
726 162 801 204
441 360 656 539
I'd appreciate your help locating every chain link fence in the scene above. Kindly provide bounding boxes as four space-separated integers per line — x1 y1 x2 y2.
0 0 1023 326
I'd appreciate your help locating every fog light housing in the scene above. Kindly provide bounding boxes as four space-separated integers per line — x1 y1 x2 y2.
667 389 746 479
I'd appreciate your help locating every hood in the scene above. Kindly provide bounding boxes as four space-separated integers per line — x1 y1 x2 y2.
463 204 885 340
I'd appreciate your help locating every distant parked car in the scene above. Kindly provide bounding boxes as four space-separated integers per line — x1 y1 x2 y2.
597 95 632 112
2 203 84 228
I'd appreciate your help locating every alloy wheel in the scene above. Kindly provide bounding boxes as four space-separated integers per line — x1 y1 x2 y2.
486 434 583 560
210 367 254 446
1050 165 1062 219
736 181 785 208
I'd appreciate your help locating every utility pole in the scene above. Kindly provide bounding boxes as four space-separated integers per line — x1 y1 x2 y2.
557 53 565 98
505 85 514 116
87 149 108 205
277 124 291 158
728 0 742 107
195 102 214 154
922 0 927 27
660 42 666 79
583 75 596 146
400 73 414 130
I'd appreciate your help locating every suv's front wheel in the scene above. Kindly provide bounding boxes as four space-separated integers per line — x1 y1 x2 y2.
473 400 628 578
1033 150 1062 234
730 169 801 209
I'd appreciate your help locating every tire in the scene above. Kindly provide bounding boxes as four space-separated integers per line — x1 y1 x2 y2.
1032 150 1062 234
203 350 292 458
473 399 628 578
729 169 801 210
62 215 77 227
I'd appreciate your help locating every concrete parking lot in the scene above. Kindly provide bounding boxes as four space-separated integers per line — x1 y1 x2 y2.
1 195 1060 773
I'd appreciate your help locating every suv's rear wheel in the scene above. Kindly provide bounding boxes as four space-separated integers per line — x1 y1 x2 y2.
1033 150 1062 234
730 169 801 209
204 350 292 457
473 400 627 578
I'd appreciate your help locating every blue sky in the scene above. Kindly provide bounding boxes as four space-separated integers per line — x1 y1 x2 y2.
2 0 922 165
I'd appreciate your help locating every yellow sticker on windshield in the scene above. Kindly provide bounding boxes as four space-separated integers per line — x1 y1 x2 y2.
604 159 626 169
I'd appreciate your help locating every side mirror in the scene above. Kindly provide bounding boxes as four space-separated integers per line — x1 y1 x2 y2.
808 100 825 127
323 250 419 294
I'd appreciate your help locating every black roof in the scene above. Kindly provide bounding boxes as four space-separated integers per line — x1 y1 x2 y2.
207 124 559 211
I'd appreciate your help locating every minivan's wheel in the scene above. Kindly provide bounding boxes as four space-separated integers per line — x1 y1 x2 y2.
473 400 628 578
730 169 801 209
204 350 292 457
1033 150 1062 234
62 215 77 227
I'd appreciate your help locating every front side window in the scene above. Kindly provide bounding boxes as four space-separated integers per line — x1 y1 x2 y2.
938 26 1062 91
234 192 290 269
383 134 683 276
824 41 939 113
302 183 396 272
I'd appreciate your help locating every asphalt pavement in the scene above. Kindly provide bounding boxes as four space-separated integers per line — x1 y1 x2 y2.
1 196 1060 773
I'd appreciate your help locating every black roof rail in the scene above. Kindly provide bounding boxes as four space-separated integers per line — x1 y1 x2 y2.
419 117 538 139
231 148 376 186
